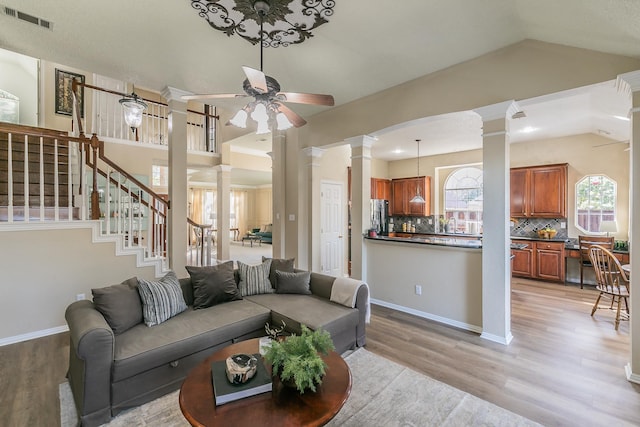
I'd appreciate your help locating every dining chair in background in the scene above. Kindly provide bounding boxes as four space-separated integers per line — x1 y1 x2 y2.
578 235 615 288
588 244 630 330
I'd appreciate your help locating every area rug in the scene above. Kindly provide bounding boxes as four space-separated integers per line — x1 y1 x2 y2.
60 349 540 426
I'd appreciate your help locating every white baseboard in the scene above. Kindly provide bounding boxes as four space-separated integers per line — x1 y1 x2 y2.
480 331 514 345
625 363 640 384
0 325 68 347
371 298 482 334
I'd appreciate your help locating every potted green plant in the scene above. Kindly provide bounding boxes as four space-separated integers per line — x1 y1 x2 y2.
263 325 334 393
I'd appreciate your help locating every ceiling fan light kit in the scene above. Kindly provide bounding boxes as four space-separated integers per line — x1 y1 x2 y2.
186 0 335 134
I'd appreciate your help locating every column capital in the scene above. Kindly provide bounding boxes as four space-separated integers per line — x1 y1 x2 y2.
302 147 326 158
345 135 376 148
161 86 192 102
214 164 233 173
617 70 640 94
474 100 520 122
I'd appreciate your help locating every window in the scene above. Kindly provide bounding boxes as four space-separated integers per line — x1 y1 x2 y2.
444 167 483 234
576 175 616 233
152 165 168 187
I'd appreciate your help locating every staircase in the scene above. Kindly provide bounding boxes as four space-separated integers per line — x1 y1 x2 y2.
0 124 80 221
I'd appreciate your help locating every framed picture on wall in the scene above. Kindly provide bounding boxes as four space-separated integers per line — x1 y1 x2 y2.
55 68 84 117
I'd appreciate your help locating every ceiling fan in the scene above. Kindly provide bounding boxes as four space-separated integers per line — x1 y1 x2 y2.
182 0 334 133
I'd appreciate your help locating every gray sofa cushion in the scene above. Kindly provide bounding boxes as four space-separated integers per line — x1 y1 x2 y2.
245 294 359 339
112 300 270 382
91 277 142 335
137 272 187 327
262 256 295 288
186 262 241 309
274 271 311 294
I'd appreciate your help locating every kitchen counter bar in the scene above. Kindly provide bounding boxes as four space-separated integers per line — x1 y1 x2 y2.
364 235 482 249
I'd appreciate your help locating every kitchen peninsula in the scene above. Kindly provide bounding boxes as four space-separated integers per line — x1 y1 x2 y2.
364 234 483 333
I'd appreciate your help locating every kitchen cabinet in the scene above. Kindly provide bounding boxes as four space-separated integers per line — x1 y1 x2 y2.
511 239 565 282
371 178 391 200
510 163 567 218
390 176 431 216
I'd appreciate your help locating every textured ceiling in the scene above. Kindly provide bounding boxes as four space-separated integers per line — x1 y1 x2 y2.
1 0 638 182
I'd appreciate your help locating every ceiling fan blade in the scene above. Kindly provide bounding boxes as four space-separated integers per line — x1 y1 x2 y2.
277 92 335 106
181 93 247 101
242 66 268 93
274 102 307 128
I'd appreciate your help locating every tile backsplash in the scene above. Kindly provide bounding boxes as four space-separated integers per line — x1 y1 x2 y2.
510 218 567 239
387 215 569 240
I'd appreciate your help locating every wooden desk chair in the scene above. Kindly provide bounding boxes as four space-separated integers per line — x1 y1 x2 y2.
588 245 630 330
578 235 614 288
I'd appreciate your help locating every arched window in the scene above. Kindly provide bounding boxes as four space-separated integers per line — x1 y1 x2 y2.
575 174 616 233
444 167 483 234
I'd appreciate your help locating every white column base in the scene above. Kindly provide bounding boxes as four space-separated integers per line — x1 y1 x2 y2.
625 363 640 384
480 331 514 346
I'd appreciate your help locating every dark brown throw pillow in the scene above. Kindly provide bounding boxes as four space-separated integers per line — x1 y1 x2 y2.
262 256 295 288
274 270 311 295
186 261 242 309
92 277 142 334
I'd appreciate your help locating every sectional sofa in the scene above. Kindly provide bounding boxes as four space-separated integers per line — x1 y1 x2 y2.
65 261 368 427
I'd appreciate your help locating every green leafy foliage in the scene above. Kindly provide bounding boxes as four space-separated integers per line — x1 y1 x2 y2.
263 325 334 393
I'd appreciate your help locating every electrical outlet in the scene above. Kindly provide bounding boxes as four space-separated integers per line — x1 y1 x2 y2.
428 218 433 225
560 221 566 229
415 285 422 295
76 293 85 301
417 218 421 225
288 214 296 221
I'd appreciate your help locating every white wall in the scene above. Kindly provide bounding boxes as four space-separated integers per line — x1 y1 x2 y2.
0 225 158 343
0 49 38 125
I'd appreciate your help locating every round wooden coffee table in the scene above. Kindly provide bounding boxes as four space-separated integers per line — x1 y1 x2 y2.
179 338 351 426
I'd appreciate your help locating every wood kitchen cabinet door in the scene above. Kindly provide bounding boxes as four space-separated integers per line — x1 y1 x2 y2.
510 163 567 218
390 179 406 215
535 241 565 282
371 178 391 200
511 240 534 278
529 165 567 217
510 169 528 217
390 177 431 216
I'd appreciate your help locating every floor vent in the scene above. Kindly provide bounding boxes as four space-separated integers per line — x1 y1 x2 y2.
1 5 53 30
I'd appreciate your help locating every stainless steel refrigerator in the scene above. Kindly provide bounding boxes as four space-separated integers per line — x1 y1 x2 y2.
370 199 390 236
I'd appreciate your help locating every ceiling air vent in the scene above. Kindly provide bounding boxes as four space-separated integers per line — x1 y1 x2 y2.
1 5 53 30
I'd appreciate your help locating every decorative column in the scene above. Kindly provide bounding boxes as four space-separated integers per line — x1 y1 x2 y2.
347 135 374 281
617 70 640 384
215 164 232 262
301 147 325 271
474 100 519 345
161 86 190 275
270 131 286 259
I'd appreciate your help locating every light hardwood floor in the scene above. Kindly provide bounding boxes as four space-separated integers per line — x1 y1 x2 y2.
1 278 638 426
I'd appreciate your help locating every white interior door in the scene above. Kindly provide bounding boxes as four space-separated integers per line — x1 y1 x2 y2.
321 181 344 276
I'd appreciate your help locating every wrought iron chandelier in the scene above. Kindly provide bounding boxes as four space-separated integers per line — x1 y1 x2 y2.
190 0 335 47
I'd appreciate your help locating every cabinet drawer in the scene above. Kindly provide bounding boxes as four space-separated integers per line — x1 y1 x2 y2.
536 241 564 251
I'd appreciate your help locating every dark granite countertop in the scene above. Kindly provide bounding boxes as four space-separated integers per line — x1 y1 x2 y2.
364 235 482 249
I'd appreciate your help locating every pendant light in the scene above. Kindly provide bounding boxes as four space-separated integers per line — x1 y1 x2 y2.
119 85 148 133
410 139 425 204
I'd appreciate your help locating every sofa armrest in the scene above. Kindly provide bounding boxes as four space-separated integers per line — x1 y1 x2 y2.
65 300 115 426
309 272 368 347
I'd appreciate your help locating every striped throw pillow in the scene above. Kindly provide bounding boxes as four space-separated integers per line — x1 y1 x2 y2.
137 271 187 326
238 259 272 296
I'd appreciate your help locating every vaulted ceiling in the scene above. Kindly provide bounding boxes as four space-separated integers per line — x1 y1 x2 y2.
1 0 639 167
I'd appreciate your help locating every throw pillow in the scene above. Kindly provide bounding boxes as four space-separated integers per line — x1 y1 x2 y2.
137 271 187 326
238 259 272 296
92 277 142 334
185 261 242 309
275 270 312 295
262 256 295 288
